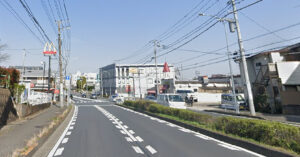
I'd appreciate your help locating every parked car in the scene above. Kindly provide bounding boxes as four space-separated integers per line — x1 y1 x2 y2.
90 94 97 99
157 94 186 109
220 94 248 110
115 97 124 105
145 95 157 102
109 95 118 102
81 93 86 98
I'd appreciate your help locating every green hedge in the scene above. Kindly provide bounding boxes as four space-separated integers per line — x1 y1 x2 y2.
122 100 300 154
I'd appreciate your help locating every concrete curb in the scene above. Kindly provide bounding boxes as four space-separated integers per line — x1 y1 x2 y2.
117 105 297 157
203 109 265 120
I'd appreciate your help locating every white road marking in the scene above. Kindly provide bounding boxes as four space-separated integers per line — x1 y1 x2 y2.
62 138 68 144
179 128 191 133
54 147 64 156
195 134 212 140
116 105 264 157
129 130 135 134
136 136 144 142
115 125 121 129
167 123 177 127
120 130 126 134
69 126 74 130
145 145 157 154
125 137 133 142
132 146 144 154
219 144 240 150
123 125 128 129
47 106 78 157
71 122 75 125
66 131 71 136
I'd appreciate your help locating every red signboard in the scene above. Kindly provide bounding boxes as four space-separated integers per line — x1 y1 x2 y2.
43 51 57 55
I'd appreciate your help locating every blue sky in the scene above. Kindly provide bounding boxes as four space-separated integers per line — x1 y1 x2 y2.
1 0 300 79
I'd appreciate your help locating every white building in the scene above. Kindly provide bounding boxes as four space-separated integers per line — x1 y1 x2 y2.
71 71 98 88
100 63 175 98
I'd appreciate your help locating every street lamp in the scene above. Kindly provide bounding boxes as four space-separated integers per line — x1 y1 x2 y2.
199 13 239 113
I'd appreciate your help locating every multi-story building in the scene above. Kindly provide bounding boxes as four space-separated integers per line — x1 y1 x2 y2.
100 63 175 98
71 71 98 89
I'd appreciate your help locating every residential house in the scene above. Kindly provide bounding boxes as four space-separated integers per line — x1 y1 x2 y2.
246 43 300 114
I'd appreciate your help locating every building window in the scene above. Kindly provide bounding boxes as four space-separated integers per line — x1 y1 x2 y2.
255 62 262 67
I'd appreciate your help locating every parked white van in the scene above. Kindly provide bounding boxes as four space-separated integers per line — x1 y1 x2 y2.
220 94 248 110
157 94 186 109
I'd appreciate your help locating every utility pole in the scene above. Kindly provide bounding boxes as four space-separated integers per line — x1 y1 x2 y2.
48 56 51 93
231 0 256 116
100 68 103 97
22 49 26 78
153 40 159 97
138 70 142 99
58 20 64 107
222 21 238 113
41 61 45 91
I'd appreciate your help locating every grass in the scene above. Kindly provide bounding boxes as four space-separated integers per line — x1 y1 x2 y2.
11 105 72 157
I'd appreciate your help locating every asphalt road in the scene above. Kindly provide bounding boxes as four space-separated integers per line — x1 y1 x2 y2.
48 97 265 157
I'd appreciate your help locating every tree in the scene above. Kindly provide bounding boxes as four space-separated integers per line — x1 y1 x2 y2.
76 76 86 90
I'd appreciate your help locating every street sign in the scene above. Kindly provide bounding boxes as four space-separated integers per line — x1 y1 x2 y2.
66 76 70 80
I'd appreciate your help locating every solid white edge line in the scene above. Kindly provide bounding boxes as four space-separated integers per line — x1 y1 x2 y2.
47 106 77 157
145 145 157 154
219 144 240 151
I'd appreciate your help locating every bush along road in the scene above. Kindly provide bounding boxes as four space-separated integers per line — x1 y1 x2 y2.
121 100 300 156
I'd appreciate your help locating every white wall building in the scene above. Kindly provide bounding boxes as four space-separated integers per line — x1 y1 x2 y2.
71 71 98 88
100 63 175 98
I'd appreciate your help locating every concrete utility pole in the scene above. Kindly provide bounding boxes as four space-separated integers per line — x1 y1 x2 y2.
230 0 256 116
48 56 51 93
222 21 238 114
100 68 103 98
58 21 64 107
153 40 159 97
138 70 142 99
22 49 26 77
41 61 46 91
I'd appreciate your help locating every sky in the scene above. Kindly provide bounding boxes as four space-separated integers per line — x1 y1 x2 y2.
0 0 300 79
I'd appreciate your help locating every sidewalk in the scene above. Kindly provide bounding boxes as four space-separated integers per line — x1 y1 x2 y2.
188 105 300 127
0 104 66 156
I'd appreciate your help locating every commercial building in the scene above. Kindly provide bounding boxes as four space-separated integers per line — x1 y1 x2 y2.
246 43 300 114
100 63 175 98
9 66 53 91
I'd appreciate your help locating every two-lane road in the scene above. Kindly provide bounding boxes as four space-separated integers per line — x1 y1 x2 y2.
48 98 264 157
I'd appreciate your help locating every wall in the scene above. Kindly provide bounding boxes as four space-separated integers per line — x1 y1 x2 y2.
280 86 300 115
0 88 18 128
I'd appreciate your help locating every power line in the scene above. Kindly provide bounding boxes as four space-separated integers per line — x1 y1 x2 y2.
0 0 45 45
18 0 52 43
